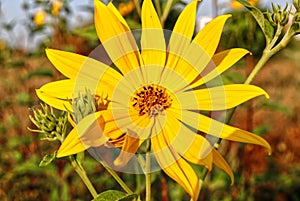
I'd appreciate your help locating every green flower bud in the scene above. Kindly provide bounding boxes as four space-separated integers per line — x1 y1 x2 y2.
28 104 67 142
72 89 97 123
71 89 110 123
267 4 291 27
291 12 300 34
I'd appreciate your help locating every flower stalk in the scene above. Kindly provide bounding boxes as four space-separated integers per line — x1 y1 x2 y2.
160 0 174 26
101 162 134 194
69 155 98 198
199 1 300 192
145 152 151 201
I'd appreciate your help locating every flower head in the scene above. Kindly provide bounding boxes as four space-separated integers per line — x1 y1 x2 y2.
231 0 259 10
118 0 135 16
34 10 46 26
51 0 63 16
0 40 5 50
37 0 271 199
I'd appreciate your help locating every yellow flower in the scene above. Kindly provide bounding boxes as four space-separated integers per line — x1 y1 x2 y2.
231 0 259 9
51 0 63 16
118 1 135 16
34 10 46 26
37 0 271 199
0 40 5 50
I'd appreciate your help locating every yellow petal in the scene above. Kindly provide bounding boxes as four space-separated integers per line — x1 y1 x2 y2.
212 149 234 184
56 127 88 158
160 111 214 169
38 79 74 98
94 0 141 75
46 48 123 98
166 0 198 70
192 14 231 59
114 129 140 167
102 110 126 140
57 112 108 157
36 80 73 111
178 131 214 170
181 111 272 154
107 2 130 30
175 15 231 83
46 48 112 79
141 0 166 67
172 0 198 39
190 48 250 87
152 130 200 201
36 76 120 112
177 84 269 110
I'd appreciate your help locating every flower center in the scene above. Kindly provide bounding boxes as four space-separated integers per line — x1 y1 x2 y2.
131 84 172 117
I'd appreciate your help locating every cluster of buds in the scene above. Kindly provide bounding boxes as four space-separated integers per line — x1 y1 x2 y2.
266 4 290 27
292 0 300 34
71 89 110 124
29 90 109 142
29 104 68 142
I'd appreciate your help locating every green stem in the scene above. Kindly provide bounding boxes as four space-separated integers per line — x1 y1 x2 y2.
101 162 133 194
244 51 271 84
154 0 162 19
145 151 151 201
245 26 294 84
161 0 173 27
269 29 294 56
133 0 141 17
268 25 283 50
199 19 296 191
69 156 98 198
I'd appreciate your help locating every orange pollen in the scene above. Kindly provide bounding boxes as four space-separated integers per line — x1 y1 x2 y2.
131 84 172 116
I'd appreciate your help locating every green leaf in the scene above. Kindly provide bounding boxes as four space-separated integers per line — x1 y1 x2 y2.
6 60 25 68
39 151 57 167
92 190 138 201
252 125 269 136
72 25 98 42
258 101 293 115
237 0 274 45
118 194 138 201
15 92 33 106
24 68 54 80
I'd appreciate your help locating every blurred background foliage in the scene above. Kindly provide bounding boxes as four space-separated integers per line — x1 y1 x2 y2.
1 0 300 200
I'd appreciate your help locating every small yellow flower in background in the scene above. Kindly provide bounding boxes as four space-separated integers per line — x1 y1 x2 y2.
51 0 63 16
231 0 259 9
0 40 6 50
118 1 135 16
36 0 271 199
34 10 46 25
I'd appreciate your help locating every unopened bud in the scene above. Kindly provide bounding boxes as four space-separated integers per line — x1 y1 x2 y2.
267 4 290 27
291 12 300 34
72 89 97 123
71 89 110 123
29 104 67 142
